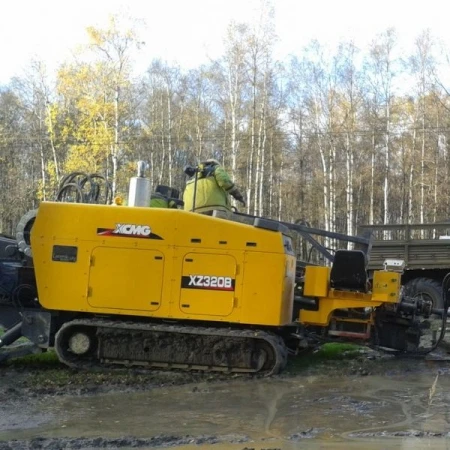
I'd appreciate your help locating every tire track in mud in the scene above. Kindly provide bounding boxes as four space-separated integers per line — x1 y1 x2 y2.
339 380 443 439
263 386 288 435
258 382 320 442
0 434 251 450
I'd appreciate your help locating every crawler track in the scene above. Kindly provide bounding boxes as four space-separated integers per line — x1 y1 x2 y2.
54 319 288 375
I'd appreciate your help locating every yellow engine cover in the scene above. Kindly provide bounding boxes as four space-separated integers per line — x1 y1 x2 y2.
31 202 296 327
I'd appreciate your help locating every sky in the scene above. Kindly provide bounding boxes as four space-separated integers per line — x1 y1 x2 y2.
1 0 450 85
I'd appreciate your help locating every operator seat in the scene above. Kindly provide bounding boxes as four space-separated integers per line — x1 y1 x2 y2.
330 250 369 293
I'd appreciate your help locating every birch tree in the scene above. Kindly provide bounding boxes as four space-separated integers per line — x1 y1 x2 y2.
365 28 398 226
303 41 339 234
239 3 276 215
55 16 141 196
217 22 248 180
334 42 362 238
408 30 437 224
184 66 218 163
85 16 142 196
0 88 40 232
141 60 184 187
11 61 61 201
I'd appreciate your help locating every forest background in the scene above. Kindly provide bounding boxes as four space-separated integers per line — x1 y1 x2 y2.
1 3 450 239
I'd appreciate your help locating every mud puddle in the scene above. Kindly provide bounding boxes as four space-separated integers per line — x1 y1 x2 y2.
2 371 450 448
173 440 450 450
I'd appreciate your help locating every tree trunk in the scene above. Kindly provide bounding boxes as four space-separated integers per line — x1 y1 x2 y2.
112 85 120 197
159 93 165 185
278 150 283 221
228 64 238 177
166 84 173 187
370 132 375 225
408 128 417 223
345 132 353 241
384 115 390 225
269 134 273 216
258 115 267 215
39 141 46 201
46 103 60 183
420 114 425 225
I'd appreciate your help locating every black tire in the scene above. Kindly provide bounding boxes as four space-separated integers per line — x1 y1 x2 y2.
403 278 443 309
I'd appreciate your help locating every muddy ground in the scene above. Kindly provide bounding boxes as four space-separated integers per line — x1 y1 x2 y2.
0 344 438 397
2 345 450 449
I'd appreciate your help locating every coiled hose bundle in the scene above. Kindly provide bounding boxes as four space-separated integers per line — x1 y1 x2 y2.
55 172 113 205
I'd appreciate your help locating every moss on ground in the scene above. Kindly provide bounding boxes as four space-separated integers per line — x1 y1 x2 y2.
6 342 362 370
6 349 61 367
3 349 230 391
284 342 365 375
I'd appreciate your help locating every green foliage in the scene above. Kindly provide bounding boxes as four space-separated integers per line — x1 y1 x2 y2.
6 349 61 368
315 343 361 358
285 343 363 374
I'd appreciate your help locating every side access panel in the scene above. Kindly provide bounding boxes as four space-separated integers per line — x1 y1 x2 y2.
179 253 237 317
88 247 164 312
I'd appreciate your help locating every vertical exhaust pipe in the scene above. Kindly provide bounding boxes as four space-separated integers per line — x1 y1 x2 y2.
128 161 151 207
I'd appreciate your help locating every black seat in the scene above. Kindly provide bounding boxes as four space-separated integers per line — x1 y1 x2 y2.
155 185 180 198
330 250 368 292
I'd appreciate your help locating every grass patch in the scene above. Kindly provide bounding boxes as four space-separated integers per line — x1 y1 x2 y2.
315 342 361 358
285 342 364 374
4 349 155 388
25 367 125 388
3 348 198 390
6 349 62 368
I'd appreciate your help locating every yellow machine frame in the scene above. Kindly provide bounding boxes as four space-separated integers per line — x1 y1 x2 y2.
31 202 296 327
31 202 403 333
299 265 401 326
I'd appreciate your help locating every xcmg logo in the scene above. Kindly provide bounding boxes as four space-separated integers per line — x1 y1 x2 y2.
97 224 163 240
114 223 151 236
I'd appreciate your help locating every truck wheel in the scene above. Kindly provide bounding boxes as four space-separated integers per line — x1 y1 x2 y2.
403 278 443 309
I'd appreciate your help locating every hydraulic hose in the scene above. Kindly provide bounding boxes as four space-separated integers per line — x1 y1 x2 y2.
0 321 22 348
55 172 112 204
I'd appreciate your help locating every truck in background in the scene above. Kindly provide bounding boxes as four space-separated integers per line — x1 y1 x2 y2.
359 222 450 309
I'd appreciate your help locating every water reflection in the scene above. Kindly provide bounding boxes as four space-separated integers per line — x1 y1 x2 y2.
1 372 450 448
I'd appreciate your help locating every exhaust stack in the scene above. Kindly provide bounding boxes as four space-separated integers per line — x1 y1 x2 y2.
128 161 151 207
